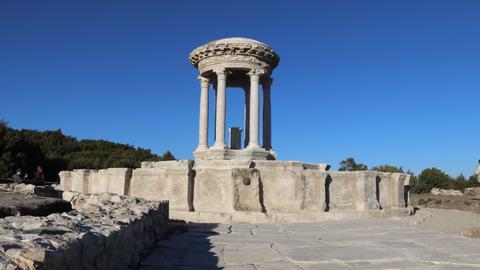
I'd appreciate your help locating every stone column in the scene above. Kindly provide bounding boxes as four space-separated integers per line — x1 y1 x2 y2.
213 84 217 142
196 76 209 151
212 69 227 149
244 85 250 148
247 69 262 149
262 77 272 150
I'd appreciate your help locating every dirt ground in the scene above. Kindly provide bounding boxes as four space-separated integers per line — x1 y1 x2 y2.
412 193 480 214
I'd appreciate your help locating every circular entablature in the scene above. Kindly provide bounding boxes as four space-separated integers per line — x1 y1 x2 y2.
189 37 280 70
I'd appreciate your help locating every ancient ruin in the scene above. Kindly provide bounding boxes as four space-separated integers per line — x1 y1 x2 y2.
190 37 278 160
0 184 168 269
59 37 413 223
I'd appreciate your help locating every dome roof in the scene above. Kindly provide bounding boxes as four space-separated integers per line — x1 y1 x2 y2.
189 37 280 69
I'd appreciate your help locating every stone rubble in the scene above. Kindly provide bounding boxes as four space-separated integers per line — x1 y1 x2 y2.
464 187 480 197
0 192 168 270
430 188 464 196
0 184 62 198
0 191 71 218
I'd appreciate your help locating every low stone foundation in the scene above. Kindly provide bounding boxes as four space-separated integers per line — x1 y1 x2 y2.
59 160 412 223
170 208 412 223
0 192 168 270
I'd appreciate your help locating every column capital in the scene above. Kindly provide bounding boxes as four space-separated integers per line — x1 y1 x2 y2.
247 68 265 80
198 76 210 86
213 68 230 78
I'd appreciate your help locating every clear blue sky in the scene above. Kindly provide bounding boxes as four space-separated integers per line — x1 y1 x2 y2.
1 1 479 177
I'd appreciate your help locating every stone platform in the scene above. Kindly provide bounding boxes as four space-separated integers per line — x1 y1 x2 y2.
138 210 480 270
59 160 412 223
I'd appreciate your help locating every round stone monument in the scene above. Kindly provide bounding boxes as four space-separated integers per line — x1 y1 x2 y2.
189 38 279 160
58 37 413 224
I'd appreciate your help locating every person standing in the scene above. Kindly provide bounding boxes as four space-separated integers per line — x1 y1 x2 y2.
34 165 45 185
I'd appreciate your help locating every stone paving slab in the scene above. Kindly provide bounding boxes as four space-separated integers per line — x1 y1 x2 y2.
137 210 480 270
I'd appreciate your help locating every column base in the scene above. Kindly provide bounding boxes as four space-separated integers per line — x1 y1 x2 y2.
194 147 276 161
195 145 209 152
211 142 227 150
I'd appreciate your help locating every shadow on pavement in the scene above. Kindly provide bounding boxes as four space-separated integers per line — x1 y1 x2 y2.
138 220 223 269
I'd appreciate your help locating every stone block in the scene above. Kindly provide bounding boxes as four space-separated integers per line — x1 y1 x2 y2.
130 161 190 211
71 169 96 193
254 161 305 213
59 171 72 191
377 173 405 209
140 160 191 169
89 168 132 195
193 162 236 213
302 170 327 212
232 168 264 212
327 171 380 211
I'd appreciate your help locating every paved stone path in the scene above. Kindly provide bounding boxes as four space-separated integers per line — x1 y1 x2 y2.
138 211 480 270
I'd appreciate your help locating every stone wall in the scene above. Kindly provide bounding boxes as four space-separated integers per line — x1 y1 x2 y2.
59 160 412 223
130 160 191 211
59 169 132 195
0 192 168 270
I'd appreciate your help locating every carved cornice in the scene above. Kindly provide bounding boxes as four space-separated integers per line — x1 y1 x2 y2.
189 38 280 69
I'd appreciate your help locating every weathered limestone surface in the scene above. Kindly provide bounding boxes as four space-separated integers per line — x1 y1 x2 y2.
328 171 379 211
301 169 327 212
377 172 407 208
130 161 191 211
0 192 168 270
254 161 310 213
193 160 241 213
60 169 132 196
90 168 132 195
139 211 480 269
59 160 412 223
70 169 93 193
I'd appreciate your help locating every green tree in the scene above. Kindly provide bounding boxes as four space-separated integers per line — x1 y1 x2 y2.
467 175 480 188
338 157 368 171
410 174 431 194
161 151 176 161
0 120 175 181
416 167 452 192
371 164 404 173
453 174 467 191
